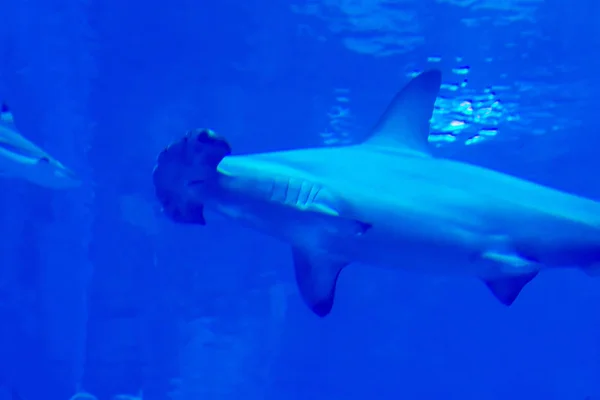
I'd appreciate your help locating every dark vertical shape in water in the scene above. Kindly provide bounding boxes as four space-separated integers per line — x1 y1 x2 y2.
0 6 55 389
6 0 97 398
0 185 51 398
141 234 180 400
84 194 144 398
83 119 178 399
83 1 181 396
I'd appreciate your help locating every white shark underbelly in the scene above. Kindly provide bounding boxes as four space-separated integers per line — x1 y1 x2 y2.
216 147 600 277
336 177 600 273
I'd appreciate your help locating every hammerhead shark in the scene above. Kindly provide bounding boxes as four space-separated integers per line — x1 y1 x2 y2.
0 103 79 189
152 69 600 317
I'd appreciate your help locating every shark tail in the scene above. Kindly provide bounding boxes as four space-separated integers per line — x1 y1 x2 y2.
153 128 231 225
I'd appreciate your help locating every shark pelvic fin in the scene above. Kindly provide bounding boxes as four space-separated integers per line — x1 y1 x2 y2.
364 70 442 155
483 272 538 306
292 247 348 317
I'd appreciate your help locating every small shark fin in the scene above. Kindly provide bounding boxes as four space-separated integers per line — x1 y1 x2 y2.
0 103 16 128
292 247 348 317
0 103 40 160
364 70 441 155
483 272 538 306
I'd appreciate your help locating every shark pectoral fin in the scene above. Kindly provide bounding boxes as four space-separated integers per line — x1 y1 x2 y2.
483 272 538 306
292 247 348 317
363 69 441 155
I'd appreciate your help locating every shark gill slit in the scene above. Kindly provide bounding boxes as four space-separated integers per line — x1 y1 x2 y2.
298 180 312 208
308 184 321 209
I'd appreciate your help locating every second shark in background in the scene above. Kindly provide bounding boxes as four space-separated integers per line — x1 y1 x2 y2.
0 103 80 189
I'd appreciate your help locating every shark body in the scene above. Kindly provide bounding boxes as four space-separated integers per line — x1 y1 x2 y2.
0 103 79 189
153 70 600 317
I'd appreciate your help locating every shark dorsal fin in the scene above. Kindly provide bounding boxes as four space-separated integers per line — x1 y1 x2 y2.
0 103 16 128
0 103 48 160
363 69 442 155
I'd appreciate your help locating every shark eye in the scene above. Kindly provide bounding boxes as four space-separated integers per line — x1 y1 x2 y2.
38 157 50 164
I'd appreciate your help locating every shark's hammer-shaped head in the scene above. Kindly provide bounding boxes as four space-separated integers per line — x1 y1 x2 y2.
153 128 231 224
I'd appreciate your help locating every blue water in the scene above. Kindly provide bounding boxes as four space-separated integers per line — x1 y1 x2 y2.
1 0 599 399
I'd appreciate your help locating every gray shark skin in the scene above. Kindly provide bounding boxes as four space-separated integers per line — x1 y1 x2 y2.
153 70 600 317
0 103 80 189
